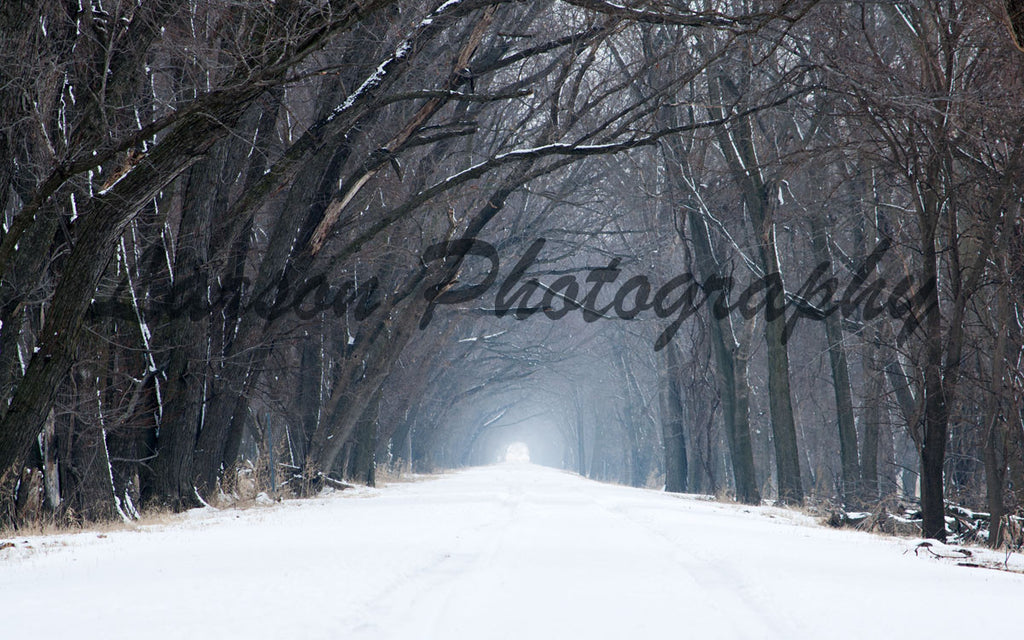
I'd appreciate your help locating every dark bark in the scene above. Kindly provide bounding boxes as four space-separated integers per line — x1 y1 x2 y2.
347 387 382 486
709 73 802 504
0 104 252 478
984 255 1012 547
1006 411 1024 512
147 153 219 511
187 98 283 497
660 342 688 493
686 208 760 504
0 202 61 404
293 334 324 468
60 371 119 523
311 313 415 478
808 215 859 501
0 0 392 483
860 338 882 503
658 120 759 504
918 198 948 541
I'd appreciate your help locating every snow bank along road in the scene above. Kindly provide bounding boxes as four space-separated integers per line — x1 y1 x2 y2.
3 463 1023 639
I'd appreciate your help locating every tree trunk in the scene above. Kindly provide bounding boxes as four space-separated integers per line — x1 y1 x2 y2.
808 215 859 501
294 333 324 468
709 73 802 504
60 372 119 522
0 94 263 480
1006 410 1024 512
918 210 948 541
660 343 688 493
984 254 1012 547
687 209 760 504
148 153 219 511
573 390 587 477
348 388 382 486
860 339 882 503
658 124 760 504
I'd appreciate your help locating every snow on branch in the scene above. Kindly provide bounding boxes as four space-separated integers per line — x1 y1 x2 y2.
558 0 812 28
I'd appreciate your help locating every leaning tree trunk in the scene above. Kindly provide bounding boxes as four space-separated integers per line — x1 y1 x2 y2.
0 100 261 479
0 0 384 480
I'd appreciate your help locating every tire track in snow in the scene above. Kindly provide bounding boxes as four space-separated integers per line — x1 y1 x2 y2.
344 469 525 639
562 477 796 639
421 464 791 639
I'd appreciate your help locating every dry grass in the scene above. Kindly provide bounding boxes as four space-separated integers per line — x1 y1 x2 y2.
374 462 447 486
1 461 451 541
2 503 181 539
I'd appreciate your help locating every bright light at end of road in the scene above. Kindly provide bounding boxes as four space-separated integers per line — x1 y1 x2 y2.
504 442 530 463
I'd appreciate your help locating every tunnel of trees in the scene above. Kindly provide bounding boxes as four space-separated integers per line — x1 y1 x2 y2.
2 0 1024 545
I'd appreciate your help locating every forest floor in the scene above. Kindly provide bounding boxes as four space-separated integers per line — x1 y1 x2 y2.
2 462 1023 639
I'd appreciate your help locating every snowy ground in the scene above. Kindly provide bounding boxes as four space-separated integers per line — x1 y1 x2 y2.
3 463 1023 639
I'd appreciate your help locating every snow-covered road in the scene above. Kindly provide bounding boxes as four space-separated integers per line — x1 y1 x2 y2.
3 463 1023 639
